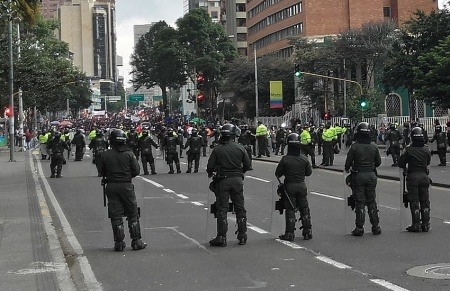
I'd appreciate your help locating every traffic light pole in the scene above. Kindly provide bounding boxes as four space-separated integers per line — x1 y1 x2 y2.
254 47 259 124
7 0 15 161
298 71 363 97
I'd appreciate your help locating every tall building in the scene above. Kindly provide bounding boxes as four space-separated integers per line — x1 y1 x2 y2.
246 0 438 59
40 0 65 19
58 0 118 97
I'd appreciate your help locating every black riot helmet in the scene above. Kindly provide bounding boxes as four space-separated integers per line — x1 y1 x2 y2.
356 122 371 137
411 127 424 142
220 123 237 137
142 129 149 136
287 133 300 145
435 125 442 133
191 128 198 137
96 129 103 137
389 123 396 130
167 128 174 136
110 129 127 145
54 131 61 139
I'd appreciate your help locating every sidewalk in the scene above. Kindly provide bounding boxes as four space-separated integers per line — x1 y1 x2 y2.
256 146 450 188
0 151 59 290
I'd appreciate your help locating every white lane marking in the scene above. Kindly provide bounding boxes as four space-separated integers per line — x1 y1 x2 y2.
275 239 304 249
163 189 175 193
245 176 271 183
310 191 344 201
176 194 189 199
248 225 270 234
444 221 450 224
316 256 351 269
191 201 204 206
140 177 164 187
370 279 409 291
34 154 102 290
9 262 67 275
380 204 400 211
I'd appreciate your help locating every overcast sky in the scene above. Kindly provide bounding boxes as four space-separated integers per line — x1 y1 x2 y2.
115 0 449 88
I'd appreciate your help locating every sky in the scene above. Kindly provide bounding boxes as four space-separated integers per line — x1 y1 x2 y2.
115 0 184 88
115 0 449 88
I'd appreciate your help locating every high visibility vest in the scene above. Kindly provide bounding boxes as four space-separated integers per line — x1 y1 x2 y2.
300 130 311 145
88 130 97 140
38 134 47 143
335 126 343 135
256 124 268 137
322 129 334 142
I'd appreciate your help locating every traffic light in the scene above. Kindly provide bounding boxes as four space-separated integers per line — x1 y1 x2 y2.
294 63 302 77
196 73 205 90
360 96 368 109
4 105 12 118
322 110 331 120
197 92 205 103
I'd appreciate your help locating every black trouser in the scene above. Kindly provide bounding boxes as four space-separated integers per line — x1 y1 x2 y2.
317 140 323 154
141 152 155 174
301 144 316 166
437 147 447 165
352 172 379 228
215 176 246 237
187 152 200 171
322 141 333 165
390 145 400 164
257 136 270 157
166 151 179 165
406 172 430 208
50 153 64 176
275 142 285 155
75 145 84 160
337 134 342 149
243 145 252 167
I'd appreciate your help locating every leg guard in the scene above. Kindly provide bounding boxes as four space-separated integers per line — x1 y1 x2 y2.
128 219 147 250
368 204 381 235
279 209 296 241
150 163 157 174
300 207 313 240
194 158 199 173
168 164 174 174
186 161 192 173
420 207 430 232
236 217 247 245
176 162 181 173
352 207 365 236
210 216 227 247
407 202 421 232
142 161 149 175
56 164 62 177
111 218 125 252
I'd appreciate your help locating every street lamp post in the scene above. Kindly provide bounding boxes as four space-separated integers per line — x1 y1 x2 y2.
7 0 15 161
254 46 259 124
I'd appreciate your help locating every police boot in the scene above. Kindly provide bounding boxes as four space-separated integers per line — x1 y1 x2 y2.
168 164 174 174
210 218 227 247
351 208 365 236
142 163 149 175
194 160 199 173
368 204 381 235
111 218 125 252
235 217 247 245
129 219 147 250
50 169 56 178
176 162 181 173
279 211 296 241
406 202 421 232
301 207 313 240
150 163 157 175
420 207 430 232
186 162 192 173
56 165 62 178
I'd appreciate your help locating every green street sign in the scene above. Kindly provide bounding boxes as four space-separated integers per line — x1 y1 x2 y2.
128 94 144 102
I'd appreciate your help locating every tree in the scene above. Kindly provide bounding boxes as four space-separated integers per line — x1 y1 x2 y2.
177 8 237 117
131 21 186 117
383 9 450 117
413 35 450 108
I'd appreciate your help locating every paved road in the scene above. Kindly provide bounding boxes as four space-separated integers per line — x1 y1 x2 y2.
1 147 450 290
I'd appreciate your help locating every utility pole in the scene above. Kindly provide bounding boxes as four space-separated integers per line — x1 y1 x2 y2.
7 0 15 161
254 46 259 124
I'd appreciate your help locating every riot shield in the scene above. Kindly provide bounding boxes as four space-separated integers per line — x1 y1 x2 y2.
399 168 410 231
271 177 296 239
343 171 355 234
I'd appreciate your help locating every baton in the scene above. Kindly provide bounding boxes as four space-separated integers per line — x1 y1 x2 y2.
276 176 295 210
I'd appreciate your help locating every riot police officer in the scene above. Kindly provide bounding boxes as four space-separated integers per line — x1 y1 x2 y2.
275 133 313 241
199 126 208 157
207 124 251 247
237 124 254 170
97 129 147 251
275 125 287 155
126 127 140 158
71 129 85 161
345 122 382 236
162 128 181 174
184 128 203 173
47 131 69 178
398 127 432 232
89 130 109 167
385 123 402 167
430 125 447 166
300 124 317 168
137 129 159 175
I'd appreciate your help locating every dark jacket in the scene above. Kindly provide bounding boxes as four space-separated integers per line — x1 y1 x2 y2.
275 154 312 183
98 145 140 182
207 139 251 176
345 141 381 172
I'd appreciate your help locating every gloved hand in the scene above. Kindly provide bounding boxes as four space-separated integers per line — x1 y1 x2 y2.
345 169 350 173
208 172 214 178
101 178 107 186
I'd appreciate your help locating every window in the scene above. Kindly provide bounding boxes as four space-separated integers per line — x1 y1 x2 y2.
383 7 391 17
211 11 218 19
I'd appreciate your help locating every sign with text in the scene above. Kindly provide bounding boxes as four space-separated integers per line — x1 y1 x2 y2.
128 94 144 102
270 81 283 109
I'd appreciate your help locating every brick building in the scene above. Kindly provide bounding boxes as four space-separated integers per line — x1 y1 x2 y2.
246 0 438 58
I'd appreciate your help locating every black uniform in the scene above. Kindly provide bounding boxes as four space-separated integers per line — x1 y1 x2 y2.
89 134 109 166
137 132 159 175
207 134 251 246
275 146 313 240
47 135 69 178
71 130 85 161
345 129 382 236
162 131 181 173
237 128 253 169
199 127 208 157
184 133 203 173
398 142 431 232
275 128 287 155
430 127 447 166
126 130 140 158
97 139 146 251
178 128 185 158
385 127 402 166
